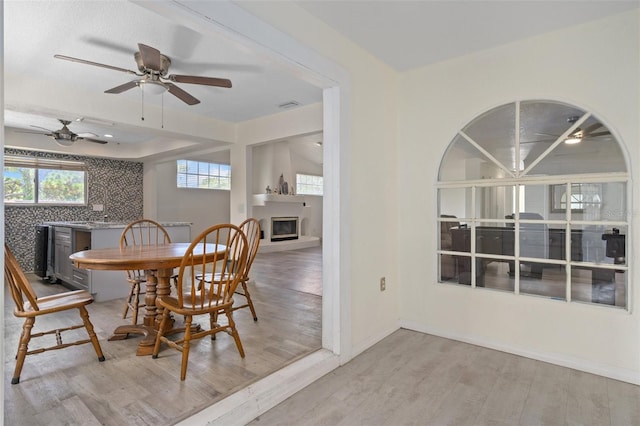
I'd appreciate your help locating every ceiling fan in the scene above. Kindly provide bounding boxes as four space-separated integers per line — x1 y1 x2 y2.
54 43 232 105
16 119 108 147
527 116 611 145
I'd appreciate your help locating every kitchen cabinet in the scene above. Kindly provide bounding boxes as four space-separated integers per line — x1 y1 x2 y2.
47 222 191 302
53 227 73 284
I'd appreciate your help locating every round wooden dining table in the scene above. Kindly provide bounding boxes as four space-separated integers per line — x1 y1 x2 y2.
70 242 225 355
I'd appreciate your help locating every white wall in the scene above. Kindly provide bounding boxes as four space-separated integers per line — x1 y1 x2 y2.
155 151 231 237
251 141 323 239
398 10 640 382
237 2 401 355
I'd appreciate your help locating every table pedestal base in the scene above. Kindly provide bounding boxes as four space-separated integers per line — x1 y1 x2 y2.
108 319 201 356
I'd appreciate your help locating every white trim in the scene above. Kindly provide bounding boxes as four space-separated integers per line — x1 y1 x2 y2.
132 1 352 422
175 350 340 426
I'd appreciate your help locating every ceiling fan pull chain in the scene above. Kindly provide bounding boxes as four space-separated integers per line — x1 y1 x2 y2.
141 84 145 121
161 93 164 129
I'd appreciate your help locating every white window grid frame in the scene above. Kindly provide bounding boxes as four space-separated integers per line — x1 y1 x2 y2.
436 100 631 311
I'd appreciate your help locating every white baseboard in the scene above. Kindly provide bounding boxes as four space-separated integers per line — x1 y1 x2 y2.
400 320 640 386
176 349 340 426
350 323 400 360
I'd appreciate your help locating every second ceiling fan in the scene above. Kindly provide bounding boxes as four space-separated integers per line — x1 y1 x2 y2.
55 43 232 105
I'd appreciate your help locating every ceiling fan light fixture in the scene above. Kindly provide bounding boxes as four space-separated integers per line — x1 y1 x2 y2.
139 80 167 95
564 136 582 144
54 137 74 147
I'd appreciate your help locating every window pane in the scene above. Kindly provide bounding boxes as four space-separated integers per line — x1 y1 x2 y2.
37 169 85 204
528 116 625 176
186 161 198 174
4 166 36 203
198 162 210 175
439 134 506 181
463 103 516 172
519 260 566 301
571 266 625 308
476 258 514 292
475 185 515 220
438 188 467 220
296 173 323 195
176 160 230 190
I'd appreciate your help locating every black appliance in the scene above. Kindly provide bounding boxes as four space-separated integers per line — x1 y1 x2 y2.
34 225 51 278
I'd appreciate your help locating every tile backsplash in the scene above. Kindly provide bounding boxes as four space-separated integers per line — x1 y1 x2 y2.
5 148 144 272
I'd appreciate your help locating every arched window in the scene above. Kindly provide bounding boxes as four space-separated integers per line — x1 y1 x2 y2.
437 100 629 309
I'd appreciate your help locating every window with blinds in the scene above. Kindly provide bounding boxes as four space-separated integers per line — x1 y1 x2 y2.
4 156 87 205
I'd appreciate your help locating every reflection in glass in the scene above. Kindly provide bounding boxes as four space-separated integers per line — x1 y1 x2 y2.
439 134 507 181
475 185 515 220
572 225 627 266
463 103 516 172
519 260 566 301
438 188 467 220
528 114 625 176
571 267 625 308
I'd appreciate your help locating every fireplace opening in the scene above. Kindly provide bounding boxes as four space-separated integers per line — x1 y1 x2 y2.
271 216 299 241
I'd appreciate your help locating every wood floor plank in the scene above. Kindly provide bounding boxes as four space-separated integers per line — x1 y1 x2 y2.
250 329 640 426
607 378 640 426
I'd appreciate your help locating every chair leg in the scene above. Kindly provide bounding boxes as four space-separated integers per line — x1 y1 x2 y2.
131 282 140 325
226 309 245 358
240 281 258 321
209 312 216 340
152 309 170 358
180 315 192 381
122 283 135 319
79 306 105 362
12 317 35 384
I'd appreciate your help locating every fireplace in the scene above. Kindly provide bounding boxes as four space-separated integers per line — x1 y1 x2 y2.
271 216 299 241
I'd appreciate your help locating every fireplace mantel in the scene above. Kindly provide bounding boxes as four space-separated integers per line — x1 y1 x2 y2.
252 194 306 206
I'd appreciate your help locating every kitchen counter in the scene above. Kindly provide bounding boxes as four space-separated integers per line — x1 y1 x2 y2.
43 221 192 230
42 221 192 302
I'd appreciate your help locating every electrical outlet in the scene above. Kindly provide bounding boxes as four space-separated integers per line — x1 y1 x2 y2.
380 277 386 291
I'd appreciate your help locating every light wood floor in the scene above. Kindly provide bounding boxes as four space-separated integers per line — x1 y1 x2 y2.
4 246 322 426
251 329 640 426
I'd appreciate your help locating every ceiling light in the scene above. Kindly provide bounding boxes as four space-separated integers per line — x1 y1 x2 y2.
54 137 74 147
564 137 582 144
139 80 167 95
104 134 113 138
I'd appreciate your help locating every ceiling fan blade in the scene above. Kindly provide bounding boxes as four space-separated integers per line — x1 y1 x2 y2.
138 43 162 71
166 83 200 105
167 74 232 88
54 54 137 75
30 125 54 132
105 80 139 94
582 122 606 134
587 131 611 138
77 132 99 138
14 129 52 136
79 137 108 145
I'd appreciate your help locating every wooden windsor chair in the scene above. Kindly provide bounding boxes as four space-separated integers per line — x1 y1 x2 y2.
152 223 248 380
4 244 105 384
120 219 172 324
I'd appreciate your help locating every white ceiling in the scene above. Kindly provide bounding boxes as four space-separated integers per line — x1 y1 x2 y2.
296 0 640 71
4 0 639 160
3 0 323 159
